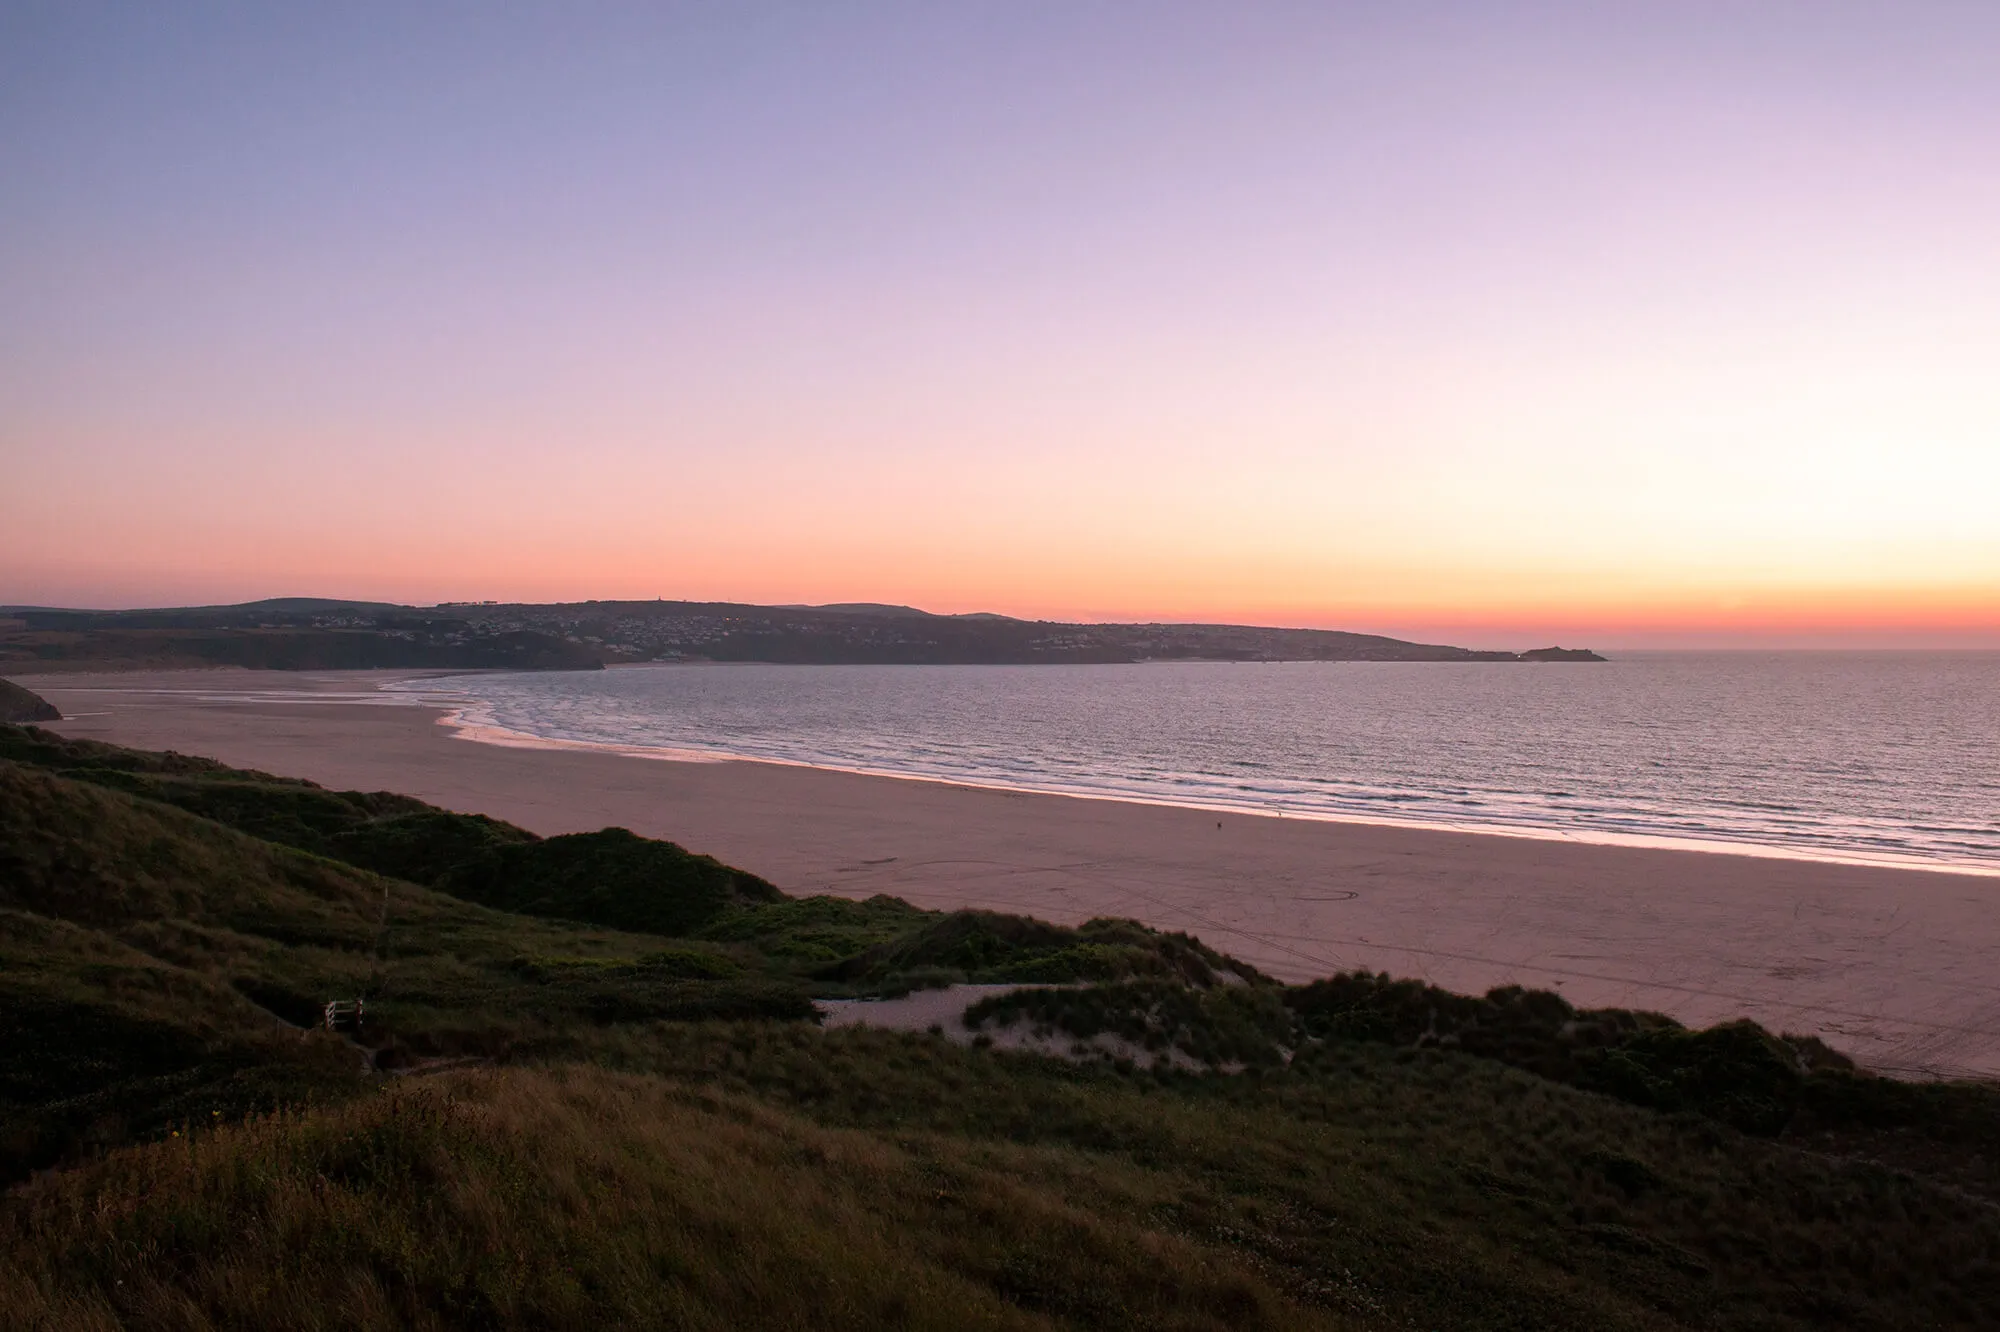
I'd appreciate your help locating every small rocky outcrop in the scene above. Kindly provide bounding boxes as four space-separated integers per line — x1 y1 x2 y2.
1519 646 1606 662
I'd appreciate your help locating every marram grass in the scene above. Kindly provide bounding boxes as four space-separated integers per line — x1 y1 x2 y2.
1 1065 1334 1332
6 721 2000 1329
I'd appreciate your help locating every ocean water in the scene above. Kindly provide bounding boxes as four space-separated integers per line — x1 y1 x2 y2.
388 653 2000 873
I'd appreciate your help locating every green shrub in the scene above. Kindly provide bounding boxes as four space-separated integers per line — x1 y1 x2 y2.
820 910 1247 989
1577 1020 1807 1135
439 827 783 936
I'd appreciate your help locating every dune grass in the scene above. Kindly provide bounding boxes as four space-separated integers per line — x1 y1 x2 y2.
0 1065 1340 1332
12 1026 2000 1330
8 721 2000 1327
0 753 799 1179
573 1020 2000 1330
438 826 784 935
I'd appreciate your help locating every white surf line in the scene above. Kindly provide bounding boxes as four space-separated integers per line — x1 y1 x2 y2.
417 709 2000 879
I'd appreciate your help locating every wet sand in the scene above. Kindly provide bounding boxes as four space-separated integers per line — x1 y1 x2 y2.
17 667 2000 1077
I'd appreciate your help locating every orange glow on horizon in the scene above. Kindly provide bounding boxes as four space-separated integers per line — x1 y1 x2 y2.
8 9 1999 650
10 528 1995 650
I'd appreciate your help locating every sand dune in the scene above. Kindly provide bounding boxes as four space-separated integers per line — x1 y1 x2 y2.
17 667 1999 1078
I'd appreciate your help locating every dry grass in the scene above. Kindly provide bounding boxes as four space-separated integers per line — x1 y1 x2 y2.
0 1064 1343 1332
11 726 2000 1329
580 1021 2000 1329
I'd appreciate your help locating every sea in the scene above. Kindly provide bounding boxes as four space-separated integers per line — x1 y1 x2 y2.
385 653 2000 875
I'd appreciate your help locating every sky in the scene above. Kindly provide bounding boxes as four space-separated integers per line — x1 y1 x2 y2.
4 3 1997 648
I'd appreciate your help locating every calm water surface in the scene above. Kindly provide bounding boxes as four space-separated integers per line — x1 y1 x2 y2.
390 653 2000 872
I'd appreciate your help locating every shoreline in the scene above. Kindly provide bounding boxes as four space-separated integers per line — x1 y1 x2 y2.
13 666 2000 1079
407 688 2000 880
46 663 1992 878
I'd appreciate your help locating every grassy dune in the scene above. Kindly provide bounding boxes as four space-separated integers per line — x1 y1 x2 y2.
2 1066 1337 1331
5 721 2000 1328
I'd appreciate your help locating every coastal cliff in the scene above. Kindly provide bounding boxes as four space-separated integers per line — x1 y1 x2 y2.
0 678 61 721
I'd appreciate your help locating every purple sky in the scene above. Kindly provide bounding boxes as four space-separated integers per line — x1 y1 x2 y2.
5 4 1998 645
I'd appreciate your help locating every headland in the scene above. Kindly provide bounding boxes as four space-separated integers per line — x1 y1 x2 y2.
1 597 1602 668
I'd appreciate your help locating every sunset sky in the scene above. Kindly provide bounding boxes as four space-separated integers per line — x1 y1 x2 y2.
5 4 1997 647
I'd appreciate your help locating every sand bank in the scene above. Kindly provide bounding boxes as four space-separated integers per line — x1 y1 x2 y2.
16 667 2000 1078
819 984 1207 1069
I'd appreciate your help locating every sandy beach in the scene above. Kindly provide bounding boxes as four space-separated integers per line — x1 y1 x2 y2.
17 666 2000 1078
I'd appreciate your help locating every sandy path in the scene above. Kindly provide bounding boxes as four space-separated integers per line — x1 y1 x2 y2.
15 667 2000 1077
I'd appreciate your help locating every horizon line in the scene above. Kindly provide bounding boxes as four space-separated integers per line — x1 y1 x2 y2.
6 592 1996 653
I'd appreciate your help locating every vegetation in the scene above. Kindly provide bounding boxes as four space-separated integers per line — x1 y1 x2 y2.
963 972 2000 1198
817 910 1261 992
3 720 1997 1328
0 604 601 672
439 827 785 935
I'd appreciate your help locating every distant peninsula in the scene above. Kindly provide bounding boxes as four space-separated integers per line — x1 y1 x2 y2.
0 598 1605 672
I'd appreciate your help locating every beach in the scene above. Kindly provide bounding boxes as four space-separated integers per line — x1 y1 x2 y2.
19 667 2000 1078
